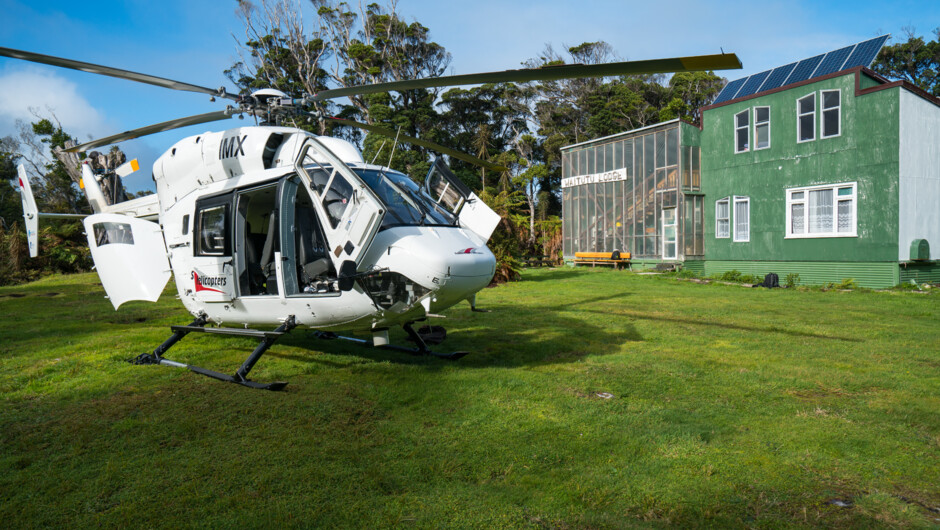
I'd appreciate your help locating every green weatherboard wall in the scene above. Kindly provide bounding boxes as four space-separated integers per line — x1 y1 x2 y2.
699 72 902 286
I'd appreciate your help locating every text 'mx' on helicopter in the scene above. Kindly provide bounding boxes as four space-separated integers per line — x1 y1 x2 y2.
1 44 741 390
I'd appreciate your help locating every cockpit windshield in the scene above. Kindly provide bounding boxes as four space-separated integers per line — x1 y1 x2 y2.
352 168 457 229
295 138 458 231
299 162 456 230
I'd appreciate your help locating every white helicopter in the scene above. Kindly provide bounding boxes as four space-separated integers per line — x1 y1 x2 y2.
2 46 741 390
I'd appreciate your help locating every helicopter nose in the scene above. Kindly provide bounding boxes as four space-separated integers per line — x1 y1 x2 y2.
428 244 496 310
373 226 496 312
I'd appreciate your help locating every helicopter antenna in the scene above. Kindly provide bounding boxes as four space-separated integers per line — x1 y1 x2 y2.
387 126 402 168
370 139 387 165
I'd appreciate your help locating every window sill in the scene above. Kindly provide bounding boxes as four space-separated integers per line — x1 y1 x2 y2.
784 233 858 239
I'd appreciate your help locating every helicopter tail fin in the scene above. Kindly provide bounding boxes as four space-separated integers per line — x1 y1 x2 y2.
16 164 89 257
16 164 39 257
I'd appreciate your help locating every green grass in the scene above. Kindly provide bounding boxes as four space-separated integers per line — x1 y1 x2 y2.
1 269 938 528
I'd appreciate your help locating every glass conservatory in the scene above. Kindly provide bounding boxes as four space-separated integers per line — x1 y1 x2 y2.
561 119 705 263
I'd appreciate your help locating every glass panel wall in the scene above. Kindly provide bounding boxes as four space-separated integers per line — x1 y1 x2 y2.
562 122 698 260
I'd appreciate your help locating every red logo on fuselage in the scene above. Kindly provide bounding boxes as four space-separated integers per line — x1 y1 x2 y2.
192 271 225 294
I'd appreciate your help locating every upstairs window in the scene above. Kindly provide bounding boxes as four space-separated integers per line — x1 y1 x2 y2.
716 198 730 238
734 110 749 153
797 93 816 143
754 106 770 150
786 182 856 238
821 89 841 138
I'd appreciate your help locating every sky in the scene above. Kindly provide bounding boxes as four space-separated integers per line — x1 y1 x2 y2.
1 0 938 193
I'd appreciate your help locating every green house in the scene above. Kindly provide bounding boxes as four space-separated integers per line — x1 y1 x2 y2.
697 55 940 287
560 36 940 287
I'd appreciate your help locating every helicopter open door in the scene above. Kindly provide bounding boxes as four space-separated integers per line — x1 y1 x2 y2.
83 213 172 309
424 157 500 243
294 138 385 270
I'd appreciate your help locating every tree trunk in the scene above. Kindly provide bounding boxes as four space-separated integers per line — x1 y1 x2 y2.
527 181 536 248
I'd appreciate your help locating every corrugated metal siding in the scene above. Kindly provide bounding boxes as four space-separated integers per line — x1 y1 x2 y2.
631 260 665 271
900 262 940 284
683 260 706 274
703 261 900 288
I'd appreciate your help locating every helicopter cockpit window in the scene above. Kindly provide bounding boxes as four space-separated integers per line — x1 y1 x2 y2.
426 169 464 213
300 162 353 229
195 204 230 256
322 172 353 228
352 168 456 228
92 222 134 246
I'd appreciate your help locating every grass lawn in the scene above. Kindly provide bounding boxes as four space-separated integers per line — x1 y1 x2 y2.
0 268 938 528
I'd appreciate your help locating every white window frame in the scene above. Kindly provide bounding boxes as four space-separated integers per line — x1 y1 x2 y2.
734 109 750 153
662 207 678 260
797 93 816 143
785 182 857 238
820 89 841 139
753 106 770 150
733 196 750 242
715 197 730 238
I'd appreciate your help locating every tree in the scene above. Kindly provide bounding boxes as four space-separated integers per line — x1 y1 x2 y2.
658 70 725 125
16 117 87 214
228 0 335 134
872 28 940 96
0 137 21 230
231 0 453 180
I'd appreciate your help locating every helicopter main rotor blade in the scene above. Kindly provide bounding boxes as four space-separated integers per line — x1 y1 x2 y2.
0 46 238 101
329 117 508 172
314 52 742 100
65 110 235 153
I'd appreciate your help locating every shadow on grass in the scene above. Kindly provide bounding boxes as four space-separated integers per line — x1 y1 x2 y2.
1 270 640 375
514 267 594 282
580 308 863 343
268 291 642 370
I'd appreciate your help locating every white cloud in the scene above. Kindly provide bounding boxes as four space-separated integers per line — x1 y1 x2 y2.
0 66 112 142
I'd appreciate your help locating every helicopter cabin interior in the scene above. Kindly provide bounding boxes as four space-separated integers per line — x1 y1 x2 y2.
192 172 341 299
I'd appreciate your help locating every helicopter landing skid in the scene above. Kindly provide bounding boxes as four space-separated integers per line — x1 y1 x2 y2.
311 322 468 361
129 315 297 391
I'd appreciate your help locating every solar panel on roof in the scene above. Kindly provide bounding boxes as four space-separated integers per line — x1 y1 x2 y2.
785 54 825 84
734 70 771 98
812 44 856 77
713 77 747 104
710 35 889 105
843 34 889 69
760 62 798 92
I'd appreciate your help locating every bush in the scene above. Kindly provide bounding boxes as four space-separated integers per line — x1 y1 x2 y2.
479 190 523 284
0 221 92 286
824 278 858 290
784 273 801 288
